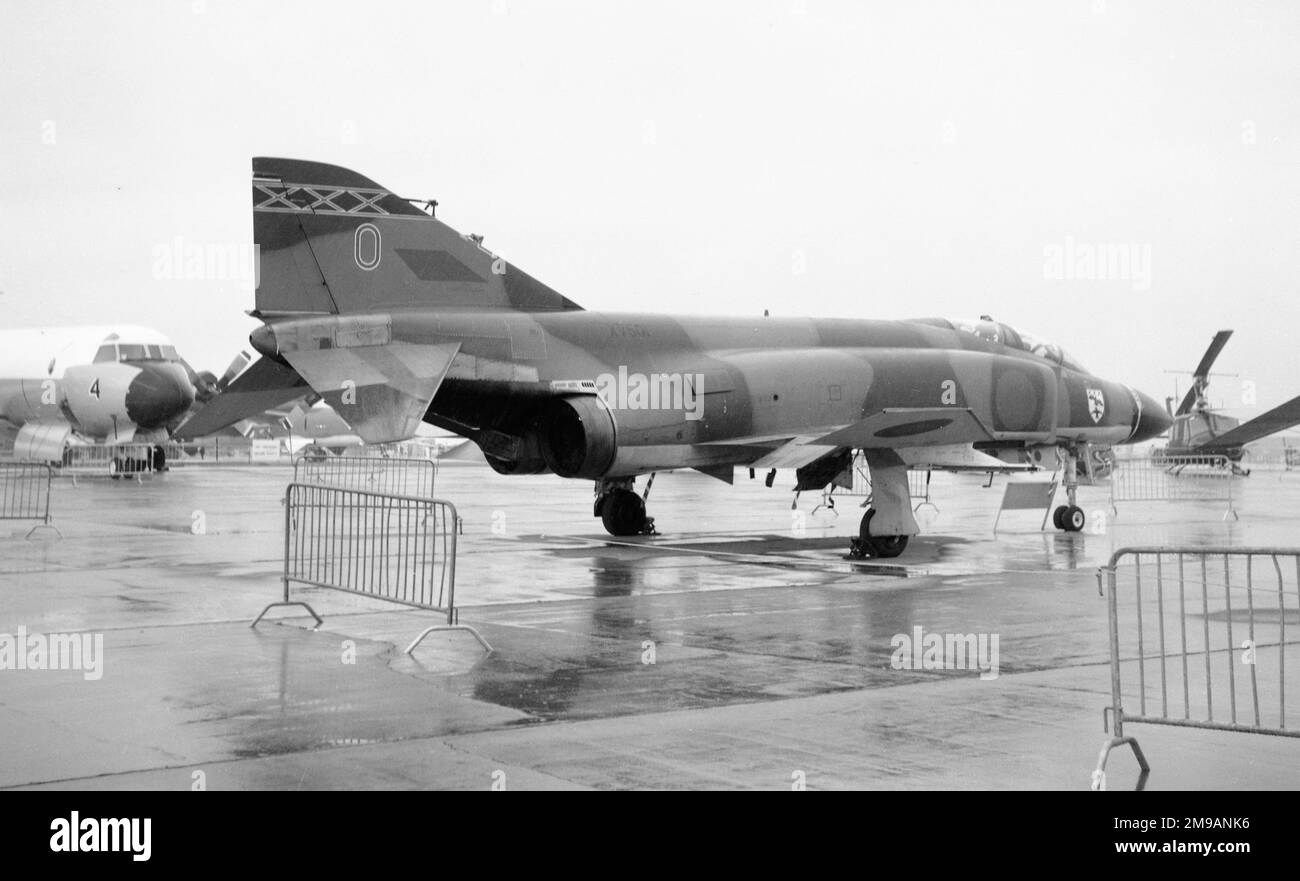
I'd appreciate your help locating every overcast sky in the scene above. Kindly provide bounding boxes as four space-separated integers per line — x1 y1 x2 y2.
2 0 1297 413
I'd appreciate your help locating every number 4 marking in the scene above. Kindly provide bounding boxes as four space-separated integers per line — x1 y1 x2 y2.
89 379 100 400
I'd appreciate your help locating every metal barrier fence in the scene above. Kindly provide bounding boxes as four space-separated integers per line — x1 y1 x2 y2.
59 443 161 482
1094 547 1300 787
829 453 936 512
338 442 441 461
162 438 287 466
252 483 488 654
158 439 442 467
291 454 438 499
1233 445 1300 473
908 468 936 512
1107 451 1237 520
0 462 61 539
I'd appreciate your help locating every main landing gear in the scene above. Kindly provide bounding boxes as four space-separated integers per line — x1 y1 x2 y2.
595 476 657 537
849 508 910 559
1052 446 1087 533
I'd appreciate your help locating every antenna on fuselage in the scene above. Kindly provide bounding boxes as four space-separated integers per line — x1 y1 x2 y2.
404 197 438 217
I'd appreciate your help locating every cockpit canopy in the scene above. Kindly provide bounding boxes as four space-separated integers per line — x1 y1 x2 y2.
94 341 180 364
912 316 1089 374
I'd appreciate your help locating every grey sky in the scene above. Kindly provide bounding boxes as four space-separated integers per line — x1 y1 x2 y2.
2 0 1297 413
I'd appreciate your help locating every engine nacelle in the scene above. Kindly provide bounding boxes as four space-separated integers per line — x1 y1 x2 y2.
478 429 551 475
539 395 617 479
13 423 73 463
486 453 550 476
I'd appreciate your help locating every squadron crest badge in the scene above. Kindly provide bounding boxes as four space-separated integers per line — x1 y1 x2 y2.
1086 388 1106 423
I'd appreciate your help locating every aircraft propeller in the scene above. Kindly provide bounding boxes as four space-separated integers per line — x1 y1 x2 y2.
184 351 252 404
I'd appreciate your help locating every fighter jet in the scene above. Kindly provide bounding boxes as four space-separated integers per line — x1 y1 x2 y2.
0 325 198 462
179 158 1171 556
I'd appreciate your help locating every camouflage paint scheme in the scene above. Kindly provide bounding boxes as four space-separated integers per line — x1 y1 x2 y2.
180 158 1171 546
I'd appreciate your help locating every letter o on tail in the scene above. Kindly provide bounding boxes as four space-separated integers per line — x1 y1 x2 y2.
354 223 381 271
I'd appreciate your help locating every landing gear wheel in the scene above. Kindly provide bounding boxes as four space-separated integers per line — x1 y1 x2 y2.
1062 505 1086 532
1052 505 1068 529
110 457 123 480
858 509 910 559
601 489 647 537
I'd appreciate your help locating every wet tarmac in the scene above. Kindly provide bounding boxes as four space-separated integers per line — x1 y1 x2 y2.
2 462 1298 790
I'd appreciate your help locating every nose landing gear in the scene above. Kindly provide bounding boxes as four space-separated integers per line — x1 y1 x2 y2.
1052 503 1086 532
1052 446 1087 532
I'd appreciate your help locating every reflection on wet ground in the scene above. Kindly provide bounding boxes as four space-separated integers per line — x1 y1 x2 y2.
2 464 1299 789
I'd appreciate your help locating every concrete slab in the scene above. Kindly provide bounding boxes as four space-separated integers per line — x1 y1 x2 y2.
2 463 1298 789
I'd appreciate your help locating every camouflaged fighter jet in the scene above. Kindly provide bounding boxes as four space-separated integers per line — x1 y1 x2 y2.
178 158 1171 557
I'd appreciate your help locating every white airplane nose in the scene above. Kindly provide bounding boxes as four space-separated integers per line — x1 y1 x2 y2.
125 364 196 429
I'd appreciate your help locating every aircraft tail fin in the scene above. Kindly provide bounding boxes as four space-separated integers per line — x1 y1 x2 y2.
252 157 583 316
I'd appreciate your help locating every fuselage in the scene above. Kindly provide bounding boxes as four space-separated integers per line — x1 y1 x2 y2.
1164 410 1246 460
295 308 1170 477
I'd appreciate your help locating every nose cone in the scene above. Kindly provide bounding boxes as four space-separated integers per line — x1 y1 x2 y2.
125 364 197 429
1129 390 1172 443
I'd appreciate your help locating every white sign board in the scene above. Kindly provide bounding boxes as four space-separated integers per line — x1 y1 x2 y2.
250 439 281 463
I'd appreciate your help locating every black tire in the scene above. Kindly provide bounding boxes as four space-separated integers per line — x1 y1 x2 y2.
859 509 911 558
871 534 910 558
601 489 647 536
1052 505 1067 530
1064 505 1086 532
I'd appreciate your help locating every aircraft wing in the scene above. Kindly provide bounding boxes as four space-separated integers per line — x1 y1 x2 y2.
702 410 999 468
1195 394 1300 451
813 408 996 449
748 436 839 470
695 426 847 448
175 356 313 439
894 443 1030 471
